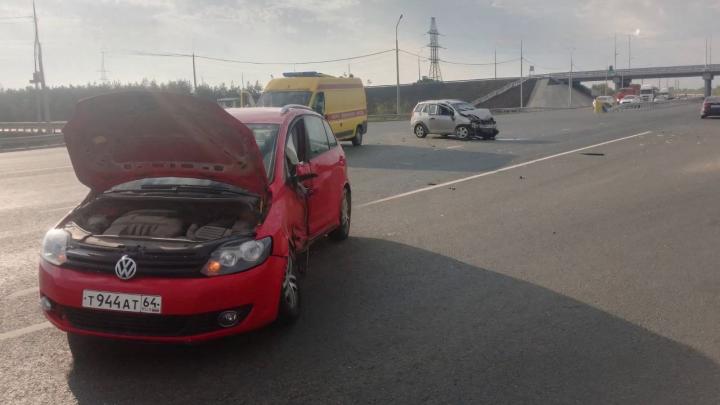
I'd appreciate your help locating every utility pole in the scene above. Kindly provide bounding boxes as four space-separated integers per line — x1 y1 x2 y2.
99 51 109 83
614 33 618 71
192 53 197 93
568 50 573 107
31 1 49 123
520 40 523 109
417 54 421 82
395 14 403 115
494 47 497 80
240 73 244 107
628 34 632 69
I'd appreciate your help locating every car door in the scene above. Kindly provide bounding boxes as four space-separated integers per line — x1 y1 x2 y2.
427 104 442 132
437 104 456 133
304 115 337 237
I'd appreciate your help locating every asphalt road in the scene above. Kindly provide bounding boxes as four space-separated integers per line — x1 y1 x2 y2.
2 101 720 404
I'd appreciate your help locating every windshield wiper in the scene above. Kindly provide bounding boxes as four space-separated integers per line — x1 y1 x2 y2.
138 184 255 197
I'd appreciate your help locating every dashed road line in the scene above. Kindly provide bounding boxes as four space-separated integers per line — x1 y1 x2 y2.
358 130 652 208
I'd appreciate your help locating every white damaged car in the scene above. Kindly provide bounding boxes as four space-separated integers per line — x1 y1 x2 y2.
411 99 499 140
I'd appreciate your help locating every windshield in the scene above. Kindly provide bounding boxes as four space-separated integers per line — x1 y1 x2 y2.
451 102 475 111
246 123 280 176
258 91 312 107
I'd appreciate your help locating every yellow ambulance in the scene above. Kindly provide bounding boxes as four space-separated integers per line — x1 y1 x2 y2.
259 72 368 146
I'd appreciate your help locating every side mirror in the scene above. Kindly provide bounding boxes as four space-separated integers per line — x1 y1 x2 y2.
293 162 317 183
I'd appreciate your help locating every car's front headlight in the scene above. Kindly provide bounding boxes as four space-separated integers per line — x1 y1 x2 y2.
41 229 68 266
201 237 272 276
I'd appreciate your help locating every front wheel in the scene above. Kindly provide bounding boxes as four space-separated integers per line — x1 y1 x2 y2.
455 125 471 140
329 188 351 241
276 255 301 325
414 124 428 138
351 126 363 146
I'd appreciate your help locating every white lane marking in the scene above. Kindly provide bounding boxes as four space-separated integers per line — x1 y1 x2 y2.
7 286 39 300
358 130 652 208
0 322 52 341
0 165 72 176
446 145 463 149
561 128 571 132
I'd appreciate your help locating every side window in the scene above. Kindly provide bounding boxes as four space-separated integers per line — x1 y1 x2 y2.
312 92 325 115
439 105 453 116
421 104 430 114
322 119 338 147
286 119 308 166
305 116 330 158
429 104 439 115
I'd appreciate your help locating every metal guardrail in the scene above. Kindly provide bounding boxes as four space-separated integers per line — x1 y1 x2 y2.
607 96 703 113
0 121 65 135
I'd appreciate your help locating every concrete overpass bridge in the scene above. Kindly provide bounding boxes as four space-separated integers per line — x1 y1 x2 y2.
537 64 720 96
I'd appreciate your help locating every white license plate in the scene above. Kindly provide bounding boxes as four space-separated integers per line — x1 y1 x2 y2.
82 290 162 314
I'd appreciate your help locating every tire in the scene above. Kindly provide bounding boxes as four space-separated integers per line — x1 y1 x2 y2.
276 254 301 324
329 188 351 241
414 124 428 138
351 126 363 146
455 125 471 140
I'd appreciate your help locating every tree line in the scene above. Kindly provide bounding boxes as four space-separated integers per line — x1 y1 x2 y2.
0 80 263 122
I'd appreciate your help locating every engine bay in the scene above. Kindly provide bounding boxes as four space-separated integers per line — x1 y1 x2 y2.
68 196 260 242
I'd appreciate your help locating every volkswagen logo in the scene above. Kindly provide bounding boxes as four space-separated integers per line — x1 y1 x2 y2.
115 255 137 280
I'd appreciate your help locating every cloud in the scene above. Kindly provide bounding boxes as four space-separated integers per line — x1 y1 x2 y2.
0 0 717 89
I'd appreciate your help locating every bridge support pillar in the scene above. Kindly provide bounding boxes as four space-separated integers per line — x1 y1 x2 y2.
703 72 714 98
613 77 631 90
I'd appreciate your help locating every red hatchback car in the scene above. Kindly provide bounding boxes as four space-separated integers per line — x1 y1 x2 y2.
38 92 351 348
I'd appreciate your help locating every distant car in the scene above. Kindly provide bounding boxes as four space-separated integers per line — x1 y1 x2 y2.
619 95 641 106
39 92 351 350
595 96 615 109
411 99 499 140
701 96 720 118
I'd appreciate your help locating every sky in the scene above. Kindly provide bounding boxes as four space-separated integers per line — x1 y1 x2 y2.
1 0 718 90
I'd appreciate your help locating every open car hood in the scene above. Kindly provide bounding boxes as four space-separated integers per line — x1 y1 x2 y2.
63 91 268 197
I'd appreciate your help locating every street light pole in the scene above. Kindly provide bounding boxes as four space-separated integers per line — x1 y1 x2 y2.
628 34 631 69
520 40 523 109
395 14 403 115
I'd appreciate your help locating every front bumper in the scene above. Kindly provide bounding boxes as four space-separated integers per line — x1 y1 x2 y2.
470 123 499 136
38 256 286 343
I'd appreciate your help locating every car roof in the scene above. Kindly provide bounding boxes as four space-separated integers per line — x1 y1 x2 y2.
416 99 467 105
226 106 320 125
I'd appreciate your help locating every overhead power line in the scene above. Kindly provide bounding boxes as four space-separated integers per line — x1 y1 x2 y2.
400 49 519 66
116 49 396 66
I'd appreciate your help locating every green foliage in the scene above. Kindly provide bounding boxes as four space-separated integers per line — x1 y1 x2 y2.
0 79 263 122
